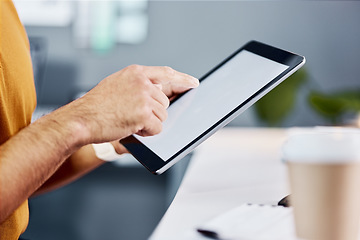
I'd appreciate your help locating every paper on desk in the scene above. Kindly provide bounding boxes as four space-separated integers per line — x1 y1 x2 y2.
196 204 297 240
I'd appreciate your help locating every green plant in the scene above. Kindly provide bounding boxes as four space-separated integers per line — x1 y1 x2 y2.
254 68 307 126
308 90 360 124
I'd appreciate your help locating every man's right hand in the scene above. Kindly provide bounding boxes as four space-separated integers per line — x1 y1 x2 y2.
53 65 199 146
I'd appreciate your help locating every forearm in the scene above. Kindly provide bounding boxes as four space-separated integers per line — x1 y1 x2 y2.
34 141 128 195
34 145 104 196
0 106 86 223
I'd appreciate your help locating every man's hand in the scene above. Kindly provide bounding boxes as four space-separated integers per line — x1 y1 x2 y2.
60 65 199 145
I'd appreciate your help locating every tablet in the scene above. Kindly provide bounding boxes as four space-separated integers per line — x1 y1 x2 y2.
120 40 305 174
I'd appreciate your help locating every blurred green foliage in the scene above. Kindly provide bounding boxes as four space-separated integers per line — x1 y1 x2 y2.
254 68 307 126
254 66 360 126
308 90 360 124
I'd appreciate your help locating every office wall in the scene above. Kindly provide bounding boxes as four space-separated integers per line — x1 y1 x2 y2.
27 1 360 127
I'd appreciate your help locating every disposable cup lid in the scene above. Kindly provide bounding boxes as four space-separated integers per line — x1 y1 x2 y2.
282 127 360 164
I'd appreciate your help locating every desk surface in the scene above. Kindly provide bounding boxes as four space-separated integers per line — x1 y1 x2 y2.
150 127 290 240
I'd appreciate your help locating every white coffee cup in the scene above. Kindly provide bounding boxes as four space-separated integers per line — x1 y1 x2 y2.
282 127 360 240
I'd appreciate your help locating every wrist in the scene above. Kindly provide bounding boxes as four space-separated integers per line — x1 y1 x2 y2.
60 99 94 147
39 104 91 155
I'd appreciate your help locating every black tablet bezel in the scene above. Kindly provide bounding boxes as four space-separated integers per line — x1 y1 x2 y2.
120 40 305 174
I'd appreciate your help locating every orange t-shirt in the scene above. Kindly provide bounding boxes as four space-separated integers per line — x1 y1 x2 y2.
0 0 37 239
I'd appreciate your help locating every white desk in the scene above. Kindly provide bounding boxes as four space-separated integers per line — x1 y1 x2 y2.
150 127 290 240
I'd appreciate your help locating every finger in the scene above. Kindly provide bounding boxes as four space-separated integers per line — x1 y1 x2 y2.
150 84 170 109
151 99 168 122
136 114 163 137
163 71 199 96
142 66 199 96
154 83 163 91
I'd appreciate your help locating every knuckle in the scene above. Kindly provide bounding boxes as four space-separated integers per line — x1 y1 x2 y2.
138 105 152 121
126 64 143 73
163 66 175 77
136 83 149 95
134 78 151 94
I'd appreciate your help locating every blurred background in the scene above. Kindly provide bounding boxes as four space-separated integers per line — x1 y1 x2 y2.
16 1 360 239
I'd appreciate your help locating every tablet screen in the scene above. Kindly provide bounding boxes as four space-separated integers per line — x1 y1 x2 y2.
134 50 288 160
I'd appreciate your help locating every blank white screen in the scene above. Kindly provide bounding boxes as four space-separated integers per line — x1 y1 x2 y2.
135 50 288 160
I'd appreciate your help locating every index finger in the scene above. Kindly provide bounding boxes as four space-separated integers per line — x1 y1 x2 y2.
142 66 199 96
